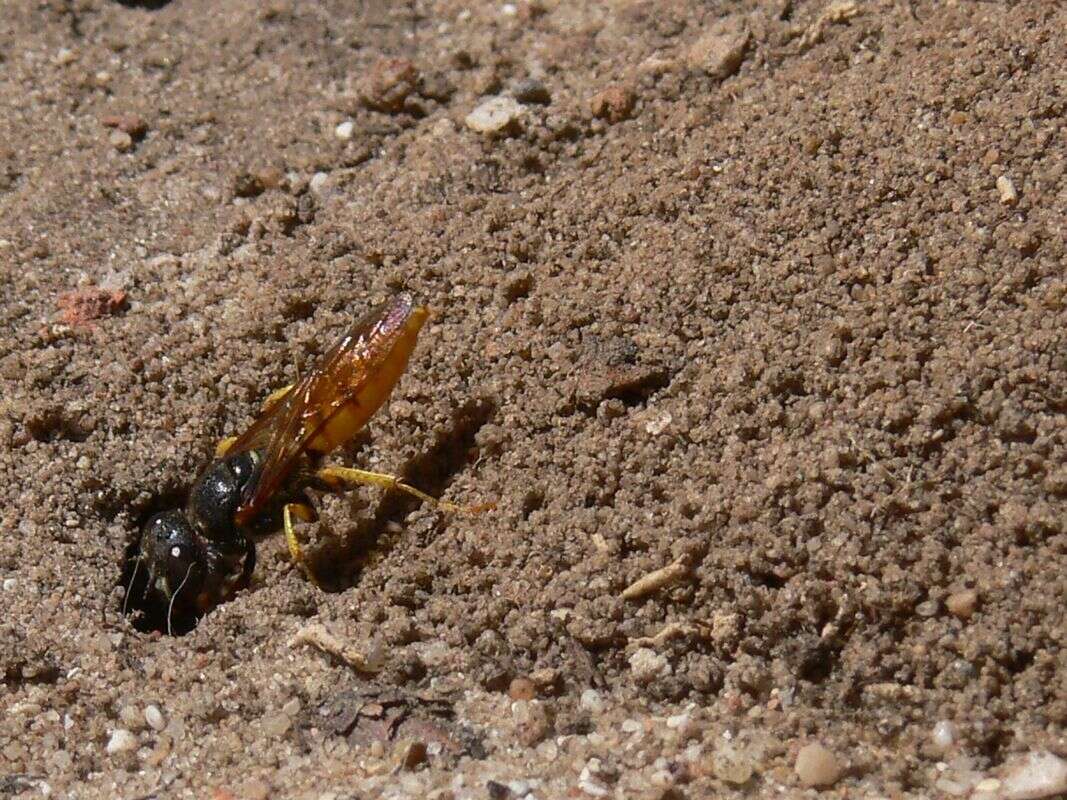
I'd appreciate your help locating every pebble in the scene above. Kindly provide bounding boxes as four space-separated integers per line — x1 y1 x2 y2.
1000 751 1067 799
710 744 755 785
589 85 635 123
361 57 418 112
580 689 604 713
309 172 329 193
261 712 291 737
687 16 750 78
621 719 642 734
334 120 354 140
916 599 940 617
465 96 525 134
144 705 166 732
512 700 551 746
512 78 551 105
102 113 148 139
794 741 842 788
109 129 133 153
946 590 978 620
996 175 1018 205
105 729 138 755
509 677 537 701
395 739 427 771
3 578 15 592
629 648 671 683
932 720 958 751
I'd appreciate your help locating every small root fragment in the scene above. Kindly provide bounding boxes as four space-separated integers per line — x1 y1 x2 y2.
289 623 383 673
628 621 706 649
621 561 690 601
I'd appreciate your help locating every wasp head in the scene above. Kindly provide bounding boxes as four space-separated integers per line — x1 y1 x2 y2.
139 509 208 603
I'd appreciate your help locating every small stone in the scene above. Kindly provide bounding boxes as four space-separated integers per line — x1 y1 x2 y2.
946 590 978 620
109 129 133 152
395 739 427 770
629 648 671 683
233 171 265 198
975 778 1002 793
261 713 291 737
3 578 15 592
334 120 354 140
102 113 148 139
309 172 329 193
795 742 842 788
589 85 635 123
106 729 138 755
465 96 525 135
687 16 750 79
710 744 755 785
512 700 551 746
509 677 537 701
512 78 551 105
144 705 165 732
579 689 604 714
362 58 419 112
118 705 143 729
916 599 940 617
997 175 1018 205
1000 751 1067 799
500 3 518 16
55 47 77 65
932 720 958 751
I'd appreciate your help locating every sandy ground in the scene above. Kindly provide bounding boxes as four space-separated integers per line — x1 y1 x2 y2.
0 1 1065 798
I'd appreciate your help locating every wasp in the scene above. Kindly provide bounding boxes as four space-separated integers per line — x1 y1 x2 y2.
127 293 488 631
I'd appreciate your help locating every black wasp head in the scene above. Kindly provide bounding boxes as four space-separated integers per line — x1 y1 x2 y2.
139 509 207 601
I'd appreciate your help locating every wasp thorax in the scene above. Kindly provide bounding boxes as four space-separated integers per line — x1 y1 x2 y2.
186 451 259 546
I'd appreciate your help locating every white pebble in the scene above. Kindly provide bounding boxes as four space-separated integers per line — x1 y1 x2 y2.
629 647 671 683
144 705 165 732
932 720 958 750
465 96 524 134
334 120 354 140
309 172 329 193
996 175 1018 206
579 689 604 713
1000 751 1067 799
500 3 517 14
621 719 642 733
3 578 16 592
105 729 138 755
666 712 690 729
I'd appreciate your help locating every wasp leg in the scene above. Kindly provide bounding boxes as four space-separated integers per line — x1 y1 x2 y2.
215 436 238 458
315 466 494 515
262 383 295 413
283 502 322 587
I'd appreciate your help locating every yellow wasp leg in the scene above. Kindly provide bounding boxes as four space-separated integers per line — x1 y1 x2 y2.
316 466 494 515
262 382 295 413
283 502 322 587
214 384 296 458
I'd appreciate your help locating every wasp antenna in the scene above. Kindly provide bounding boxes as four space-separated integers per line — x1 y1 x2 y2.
167 563 195 637
123 556 142 618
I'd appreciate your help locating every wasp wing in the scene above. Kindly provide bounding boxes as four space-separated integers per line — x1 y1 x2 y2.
225 293 429 522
